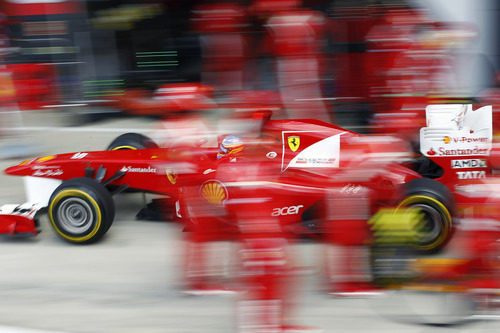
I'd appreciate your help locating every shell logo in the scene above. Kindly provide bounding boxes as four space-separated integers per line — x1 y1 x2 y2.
201 180 227 205
443 136 451 144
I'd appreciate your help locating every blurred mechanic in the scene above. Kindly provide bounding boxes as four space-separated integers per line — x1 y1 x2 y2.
179 135 246 295
448 182 500 293
218 151 318 332
323 135 412 296
323 185 378 296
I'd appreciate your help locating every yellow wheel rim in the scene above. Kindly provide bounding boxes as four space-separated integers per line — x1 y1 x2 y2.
49 189 102 242
111 145 137 151
397 195 452 251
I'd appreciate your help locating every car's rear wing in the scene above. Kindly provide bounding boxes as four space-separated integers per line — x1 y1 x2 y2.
420 104 492 158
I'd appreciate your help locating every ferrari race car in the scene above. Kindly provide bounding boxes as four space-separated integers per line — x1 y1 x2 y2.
0 104 495 253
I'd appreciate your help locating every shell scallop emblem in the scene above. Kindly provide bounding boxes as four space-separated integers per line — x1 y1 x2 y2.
201 180 227 205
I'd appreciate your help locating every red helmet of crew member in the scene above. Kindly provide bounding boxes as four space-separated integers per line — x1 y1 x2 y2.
217 135 244 160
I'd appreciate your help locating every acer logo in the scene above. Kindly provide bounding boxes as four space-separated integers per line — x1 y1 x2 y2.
272 205 304 217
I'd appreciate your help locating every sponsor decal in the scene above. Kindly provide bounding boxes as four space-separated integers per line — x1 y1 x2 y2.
201 180 227 205
288 136 300 152
295 157 336 165
451 159 487 169
427 147 490 157
266 151 277 159
272 205 304 217
70 152 88 159
166 169 177 184
340 184 362 194
456 171 486 180
445 136 489 144
438 147 489 156
32 167 63 176
32 165 59 170
283 133 342 170
120 166 157 173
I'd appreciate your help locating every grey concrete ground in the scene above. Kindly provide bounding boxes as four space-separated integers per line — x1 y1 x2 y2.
0 108 498 332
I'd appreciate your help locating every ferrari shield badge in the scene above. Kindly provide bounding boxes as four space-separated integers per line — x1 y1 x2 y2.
288 136 300 152
166 169 177 184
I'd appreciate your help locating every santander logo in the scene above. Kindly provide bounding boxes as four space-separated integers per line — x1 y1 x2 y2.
427 148 437 156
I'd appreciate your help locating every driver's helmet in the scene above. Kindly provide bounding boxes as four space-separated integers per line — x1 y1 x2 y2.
217 135 244 160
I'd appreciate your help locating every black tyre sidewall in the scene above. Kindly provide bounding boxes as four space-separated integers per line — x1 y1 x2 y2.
400 178 454 254
107 133 158 150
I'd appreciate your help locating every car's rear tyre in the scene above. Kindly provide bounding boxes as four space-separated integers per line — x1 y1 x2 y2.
398 178 454 254
48 177 115 244
106 132 158 150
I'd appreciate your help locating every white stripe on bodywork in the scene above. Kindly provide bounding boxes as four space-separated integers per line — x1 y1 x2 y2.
281 132 343 171
24 176 62 207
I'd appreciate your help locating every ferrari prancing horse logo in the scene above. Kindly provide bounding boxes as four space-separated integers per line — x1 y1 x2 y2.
288 136 300 152
166 169 177 184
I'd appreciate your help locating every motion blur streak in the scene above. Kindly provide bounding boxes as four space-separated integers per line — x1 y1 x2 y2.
0 1 500 333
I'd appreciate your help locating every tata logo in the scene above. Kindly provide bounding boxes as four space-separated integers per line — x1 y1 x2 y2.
456 171 486 179
288 136 300 152
271 205 304 217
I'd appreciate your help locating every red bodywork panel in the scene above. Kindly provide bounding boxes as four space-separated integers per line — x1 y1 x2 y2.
0 214 38 235
2 118 422 238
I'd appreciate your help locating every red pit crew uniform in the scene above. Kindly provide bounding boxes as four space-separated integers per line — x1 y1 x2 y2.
323 185 377 296
453 182 500 294
178 171 238 295
221 158 317 332
266 9 330 122
322 135 411 296
191 3 249 92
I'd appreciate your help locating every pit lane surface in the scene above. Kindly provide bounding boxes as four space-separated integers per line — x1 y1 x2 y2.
0 110 499 333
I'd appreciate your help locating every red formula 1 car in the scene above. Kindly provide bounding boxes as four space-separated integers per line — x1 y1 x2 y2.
0 104 495 253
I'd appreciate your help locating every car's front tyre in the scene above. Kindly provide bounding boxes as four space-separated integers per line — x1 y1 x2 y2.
48 177 115 244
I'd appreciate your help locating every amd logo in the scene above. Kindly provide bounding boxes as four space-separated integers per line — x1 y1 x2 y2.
451 159 487 169
271 205 304 217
